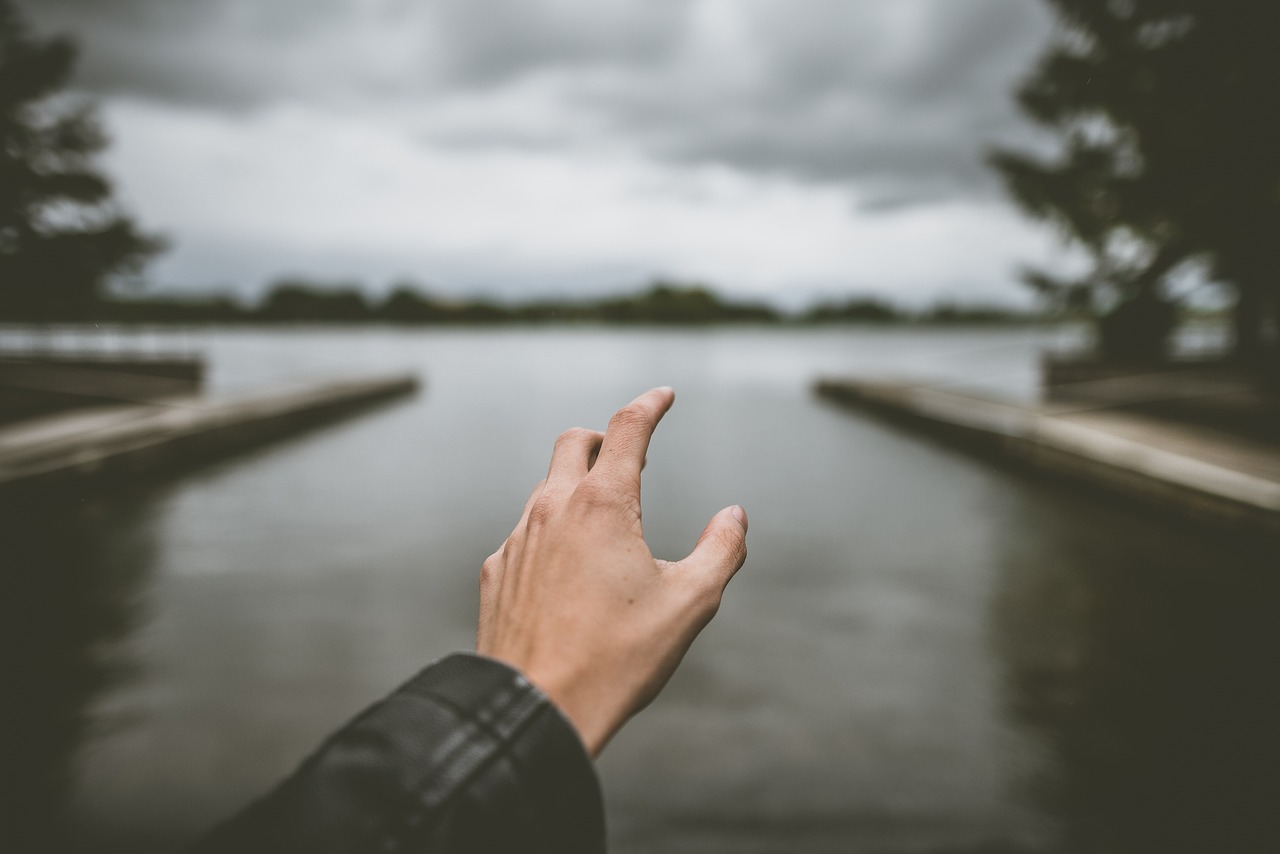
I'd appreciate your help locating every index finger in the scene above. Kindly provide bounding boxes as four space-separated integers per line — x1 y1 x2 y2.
592 387 675 485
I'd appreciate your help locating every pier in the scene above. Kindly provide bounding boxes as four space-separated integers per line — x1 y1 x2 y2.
0 354 204 423
816 377 1280 537
0 372 419 492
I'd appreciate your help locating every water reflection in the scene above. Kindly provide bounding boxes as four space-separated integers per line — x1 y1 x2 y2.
0 488 156 854
3 328 1277 853
994 491 1280 853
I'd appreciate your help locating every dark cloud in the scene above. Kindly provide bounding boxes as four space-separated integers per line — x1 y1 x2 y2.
22 0 687 106
565 0 1054 204
23 0 405 108
430 0 690 87
21 0 1055 206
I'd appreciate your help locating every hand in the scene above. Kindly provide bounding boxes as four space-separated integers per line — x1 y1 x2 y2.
476 387 748 757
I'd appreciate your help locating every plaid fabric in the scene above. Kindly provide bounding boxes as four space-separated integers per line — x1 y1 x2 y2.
191 654 605 854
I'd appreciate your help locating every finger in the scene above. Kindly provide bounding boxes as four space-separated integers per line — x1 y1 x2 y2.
510 479 546 538
499 478 546 593
676 505 749 591
477 548 503 648
545 427 605 489
593 387 675 485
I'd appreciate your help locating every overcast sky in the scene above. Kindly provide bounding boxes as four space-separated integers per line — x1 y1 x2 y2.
24 0 1077 308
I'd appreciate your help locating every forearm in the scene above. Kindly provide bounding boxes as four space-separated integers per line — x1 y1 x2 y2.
190 654 605 854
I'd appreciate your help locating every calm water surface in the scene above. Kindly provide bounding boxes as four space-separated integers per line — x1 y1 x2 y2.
5 327 1277 853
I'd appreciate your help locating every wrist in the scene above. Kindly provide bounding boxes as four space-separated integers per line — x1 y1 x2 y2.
469 651 612 754
517 664 619 757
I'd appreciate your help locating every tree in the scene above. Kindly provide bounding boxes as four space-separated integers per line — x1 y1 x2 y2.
259 280 372 322
805 297 901 324
991 0 1280 372
594 281 779 325
0 1 161 320
382 284 445 323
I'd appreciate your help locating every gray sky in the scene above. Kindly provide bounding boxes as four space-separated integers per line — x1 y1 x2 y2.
25 0 1077 307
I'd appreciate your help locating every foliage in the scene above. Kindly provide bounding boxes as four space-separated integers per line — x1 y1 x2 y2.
258 280 372 322
806 297 900 324
918 302 1032 326
0 2 161 320
87 279 1036 327
991 0 1280 367
592 282 778 325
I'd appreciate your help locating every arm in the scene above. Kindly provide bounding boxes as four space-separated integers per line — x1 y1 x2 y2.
190 654 604 854
190 387 748 852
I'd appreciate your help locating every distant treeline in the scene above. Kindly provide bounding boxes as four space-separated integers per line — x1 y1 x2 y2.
65 280 1037 327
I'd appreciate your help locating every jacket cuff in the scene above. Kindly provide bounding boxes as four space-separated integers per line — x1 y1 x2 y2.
393 652 606 851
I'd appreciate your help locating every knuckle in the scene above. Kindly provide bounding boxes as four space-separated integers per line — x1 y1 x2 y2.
479 555 500 588
703 594 723 622
575 472 641 513
609 404 650 435
571 477 614 510
521 480 546 514
556 426 592 447
713 526 746 560
526 495 556 528
689 579 724 621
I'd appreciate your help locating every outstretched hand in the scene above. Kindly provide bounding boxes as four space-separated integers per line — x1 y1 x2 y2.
476 387 748 756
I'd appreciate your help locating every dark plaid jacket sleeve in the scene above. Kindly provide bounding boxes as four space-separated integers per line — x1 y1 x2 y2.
189 653 606 854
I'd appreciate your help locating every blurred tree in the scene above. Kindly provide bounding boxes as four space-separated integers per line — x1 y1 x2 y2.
805 296 901 324
259 280 372 322
382 283 445 323
0 1 161 321
596 282 778 324
991 0 1280 372
919 302 1028 326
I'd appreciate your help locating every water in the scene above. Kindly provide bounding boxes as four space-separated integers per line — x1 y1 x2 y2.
3 326 1276 853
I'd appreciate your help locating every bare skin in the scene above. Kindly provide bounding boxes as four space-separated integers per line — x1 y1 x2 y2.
477 387 749 757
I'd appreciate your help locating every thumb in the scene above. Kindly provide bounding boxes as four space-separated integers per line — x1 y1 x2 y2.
679 505 749 590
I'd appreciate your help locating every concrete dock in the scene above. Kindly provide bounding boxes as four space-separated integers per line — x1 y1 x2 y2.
0 354 204 423
816 378 1280 537
0 373 418 492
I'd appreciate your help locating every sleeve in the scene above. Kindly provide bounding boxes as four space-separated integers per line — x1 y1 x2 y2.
188 653 606 854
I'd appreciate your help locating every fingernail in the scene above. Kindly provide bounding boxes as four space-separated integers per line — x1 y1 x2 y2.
729 505 748 532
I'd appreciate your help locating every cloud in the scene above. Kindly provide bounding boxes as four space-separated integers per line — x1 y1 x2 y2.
24 0 435 108
19 0 1068 302
26 0 1052 204
104 98 1074 306
570 0 1054 204
429 0 691 87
